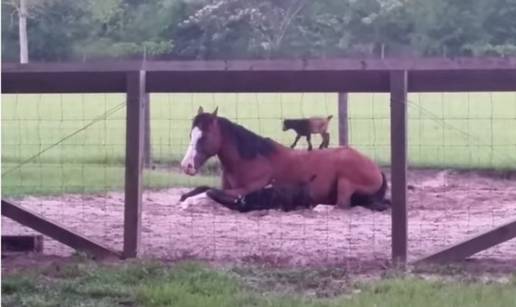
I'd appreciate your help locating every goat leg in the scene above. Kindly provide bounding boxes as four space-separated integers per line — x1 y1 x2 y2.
306 134 313 151
290 134 301 149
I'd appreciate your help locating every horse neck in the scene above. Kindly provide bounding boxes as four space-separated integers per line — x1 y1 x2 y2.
216 137 241 173
215 123 289 172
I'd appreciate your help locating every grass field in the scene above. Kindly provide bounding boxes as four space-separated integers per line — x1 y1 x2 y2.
3 259 516 307
2 92 516 197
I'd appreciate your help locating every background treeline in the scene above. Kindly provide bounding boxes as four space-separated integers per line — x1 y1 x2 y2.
2 0 516 62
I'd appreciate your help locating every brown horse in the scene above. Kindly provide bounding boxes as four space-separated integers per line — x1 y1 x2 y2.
180 106 390 210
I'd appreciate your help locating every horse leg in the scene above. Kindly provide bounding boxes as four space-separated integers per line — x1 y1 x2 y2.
221 172 232 189
306 134 313 151
206 188 240 208
221 175 271 198
290 135 301 149
180 186 212 202
207 187 265 213
335 178 353 209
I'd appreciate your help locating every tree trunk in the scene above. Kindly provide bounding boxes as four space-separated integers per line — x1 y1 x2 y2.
19 0 29 63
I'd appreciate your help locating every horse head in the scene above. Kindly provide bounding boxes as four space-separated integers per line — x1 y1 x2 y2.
181 106 222 175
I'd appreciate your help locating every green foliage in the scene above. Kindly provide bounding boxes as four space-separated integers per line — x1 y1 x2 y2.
2 0 515 61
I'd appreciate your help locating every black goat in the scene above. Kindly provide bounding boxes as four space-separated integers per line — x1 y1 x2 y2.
206 175 317 212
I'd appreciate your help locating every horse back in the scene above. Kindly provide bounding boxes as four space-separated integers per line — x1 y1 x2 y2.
272 147 383 203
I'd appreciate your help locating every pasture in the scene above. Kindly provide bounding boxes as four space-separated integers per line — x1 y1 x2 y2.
2 91 516 266
2 92 516 197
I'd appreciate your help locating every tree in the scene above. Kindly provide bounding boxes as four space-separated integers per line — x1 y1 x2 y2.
174 0 311 59
4 0 63 63
466 0 516 56
2 0 516 61
73 0 176 60
17 0 28 62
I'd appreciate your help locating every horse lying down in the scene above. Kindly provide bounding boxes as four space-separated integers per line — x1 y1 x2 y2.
181 107 391 210
180 175 390 213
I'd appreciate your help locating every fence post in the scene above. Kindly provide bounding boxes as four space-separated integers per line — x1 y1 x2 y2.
143 93 152 167
338 93 349 146
123 70 146 258
390 70 408 265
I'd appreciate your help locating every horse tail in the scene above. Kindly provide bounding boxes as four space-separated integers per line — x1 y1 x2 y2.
350 172 390 211
376 172 388 201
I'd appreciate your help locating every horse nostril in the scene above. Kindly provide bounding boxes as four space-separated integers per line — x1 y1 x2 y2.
187 163 193 170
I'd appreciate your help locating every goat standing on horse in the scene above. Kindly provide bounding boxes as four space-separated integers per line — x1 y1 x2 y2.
283 116 333 150
180 107 390 212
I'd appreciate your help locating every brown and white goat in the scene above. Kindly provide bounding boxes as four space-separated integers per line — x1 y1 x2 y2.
282 115 333 150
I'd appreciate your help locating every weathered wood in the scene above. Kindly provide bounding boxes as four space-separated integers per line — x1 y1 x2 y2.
2 61 142 72
123 71 146 258
2 235 43 253
338 93 349 146
143 93 152 167
409 70 516 92
1 72 127 93
415 219 516 264
390 70 408 265
4 57 516 73
1 200 118 258
2 58 516 93
147 70 390 93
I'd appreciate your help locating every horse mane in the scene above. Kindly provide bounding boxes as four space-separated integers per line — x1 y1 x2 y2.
217 117 277 159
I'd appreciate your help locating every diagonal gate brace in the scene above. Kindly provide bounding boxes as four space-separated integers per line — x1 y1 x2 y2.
1 200 119 259
415 218 516 264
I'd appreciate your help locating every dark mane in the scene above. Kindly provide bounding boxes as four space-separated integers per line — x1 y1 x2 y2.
218 117 277 159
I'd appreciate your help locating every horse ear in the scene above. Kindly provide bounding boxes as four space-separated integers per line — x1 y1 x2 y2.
197 106 204 114
212 106 218 117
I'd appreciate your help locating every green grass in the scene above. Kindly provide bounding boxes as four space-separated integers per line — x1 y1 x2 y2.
2 92 516 197
3 260 516 307
0 162 217 198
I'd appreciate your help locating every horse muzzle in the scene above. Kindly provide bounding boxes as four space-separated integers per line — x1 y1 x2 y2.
182 164 198 176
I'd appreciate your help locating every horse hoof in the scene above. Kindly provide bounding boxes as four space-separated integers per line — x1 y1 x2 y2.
179 201 191 210
369 203 391 212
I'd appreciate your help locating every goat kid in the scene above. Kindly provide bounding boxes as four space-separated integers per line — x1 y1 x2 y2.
283 115 333 150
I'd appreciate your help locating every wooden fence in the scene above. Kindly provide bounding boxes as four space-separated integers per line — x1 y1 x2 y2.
2 58 516 264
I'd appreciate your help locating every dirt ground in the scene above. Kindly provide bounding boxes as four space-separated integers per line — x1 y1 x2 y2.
3 169 516 271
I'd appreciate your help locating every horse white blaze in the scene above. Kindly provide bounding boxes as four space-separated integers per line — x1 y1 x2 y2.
181 127 202 175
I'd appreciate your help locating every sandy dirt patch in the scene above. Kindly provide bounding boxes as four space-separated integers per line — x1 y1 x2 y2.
3 169 516 269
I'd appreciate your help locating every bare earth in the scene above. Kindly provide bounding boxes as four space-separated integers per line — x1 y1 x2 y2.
3 169 516 270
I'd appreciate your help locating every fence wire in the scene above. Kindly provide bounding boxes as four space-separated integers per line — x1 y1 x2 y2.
2 92 516 267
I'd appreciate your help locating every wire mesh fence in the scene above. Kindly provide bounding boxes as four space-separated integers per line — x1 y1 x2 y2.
2 91 516 267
